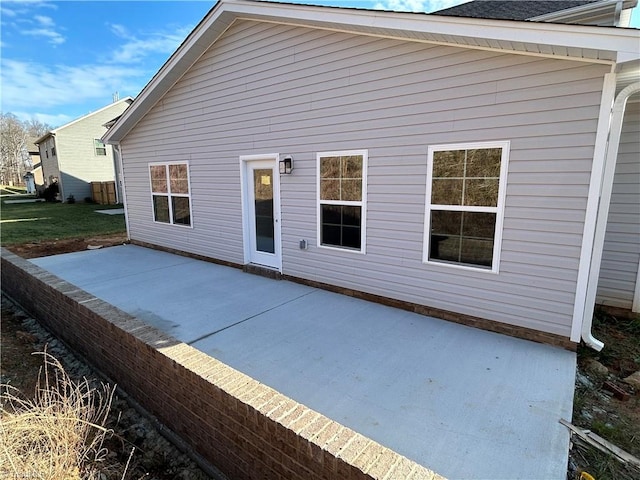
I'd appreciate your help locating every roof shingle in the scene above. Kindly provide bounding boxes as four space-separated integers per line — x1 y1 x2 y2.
432 1 599 21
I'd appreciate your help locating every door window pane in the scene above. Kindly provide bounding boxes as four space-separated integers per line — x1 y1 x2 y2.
254 169 274 254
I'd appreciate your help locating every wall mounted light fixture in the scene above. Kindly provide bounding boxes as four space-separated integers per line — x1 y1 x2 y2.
279 155 293 174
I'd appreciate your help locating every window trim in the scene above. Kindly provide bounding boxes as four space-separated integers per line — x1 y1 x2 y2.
148 161 193 228
422 141 510 273
317 149 368 254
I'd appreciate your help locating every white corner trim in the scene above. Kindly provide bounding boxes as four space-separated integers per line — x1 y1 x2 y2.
114 144 131 241
570 72 617 347
633 258 640 313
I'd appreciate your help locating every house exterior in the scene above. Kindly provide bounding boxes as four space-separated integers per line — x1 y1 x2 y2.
36 98 133 202
26 139 43 186
104 0 639 349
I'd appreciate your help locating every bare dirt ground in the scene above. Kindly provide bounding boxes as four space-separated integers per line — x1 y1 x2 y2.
4 232 128 259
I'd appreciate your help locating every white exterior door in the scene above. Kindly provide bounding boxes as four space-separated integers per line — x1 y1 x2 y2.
241 155 282 270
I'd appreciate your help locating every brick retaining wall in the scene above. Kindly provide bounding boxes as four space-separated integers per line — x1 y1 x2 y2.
1 248 443 480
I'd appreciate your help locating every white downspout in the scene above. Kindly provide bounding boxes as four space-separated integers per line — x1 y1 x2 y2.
581 81 640 350
571 72 617 348
113 143 131 241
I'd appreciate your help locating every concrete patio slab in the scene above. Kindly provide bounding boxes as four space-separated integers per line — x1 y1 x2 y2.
95 208 125 215
32 245 576 480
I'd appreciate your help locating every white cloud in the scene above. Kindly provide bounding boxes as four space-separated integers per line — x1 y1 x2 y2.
108 23 192 64
10 9 66 45
373 0 467 13
13 111 73 129
1 58 145 111
34 14 54 27
1 0 57 19
23 27 65 45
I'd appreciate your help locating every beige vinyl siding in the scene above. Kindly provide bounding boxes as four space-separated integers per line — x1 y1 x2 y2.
597 100 640 309
121 20 609 338
54 101 130 201
39 137 60 186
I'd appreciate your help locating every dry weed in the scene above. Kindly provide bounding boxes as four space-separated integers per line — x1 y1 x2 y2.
0 349 117 479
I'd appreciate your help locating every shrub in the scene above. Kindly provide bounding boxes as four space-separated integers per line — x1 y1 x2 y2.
0 350 117 479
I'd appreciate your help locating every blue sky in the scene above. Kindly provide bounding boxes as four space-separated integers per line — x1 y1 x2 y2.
1 0 638 128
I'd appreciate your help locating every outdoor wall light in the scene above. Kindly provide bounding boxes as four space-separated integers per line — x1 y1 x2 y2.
279 155 293 174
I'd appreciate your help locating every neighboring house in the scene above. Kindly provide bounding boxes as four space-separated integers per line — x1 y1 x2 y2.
35 97 133 202
26 139 43 186
104 0 639 350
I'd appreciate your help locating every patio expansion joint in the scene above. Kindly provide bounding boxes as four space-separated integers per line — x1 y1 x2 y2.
187 289 317 346
72 257 196 289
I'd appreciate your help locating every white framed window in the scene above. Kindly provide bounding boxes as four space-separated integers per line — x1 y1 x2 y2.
94 139 107 156
423 141 509 272
149 161 192 227
317 150 367 252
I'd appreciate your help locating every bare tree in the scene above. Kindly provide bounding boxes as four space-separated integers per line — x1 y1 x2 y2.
0 113 51 186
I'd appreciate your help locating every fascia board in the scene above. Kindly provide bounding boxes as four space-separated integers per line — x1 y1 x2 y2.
228 0 639 53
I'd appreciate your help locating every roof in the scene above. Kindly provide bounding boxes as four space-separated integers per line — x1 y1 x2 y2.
432 1 599 20
35 97 134 145
103 0 640 144
432 0 638 23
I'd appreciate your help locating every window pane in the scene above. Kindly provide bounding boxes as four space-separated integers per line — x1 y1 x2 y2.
342 205 361 227
153 195 169 223
172 197 191 226
320 157 340 179
342 226 361 249
320 179 340 201
433 150 464 177
341 179 362 201
150 165 167 193
460 238 493 267
431 210 462 236
461 212 496 239
169 164 189 194
466 148 501 178
430 234 460 263
464 178 499 207
322 224 341 247
431 179 462 205
342 155 363 178
321 205 362 250
321 204 341 224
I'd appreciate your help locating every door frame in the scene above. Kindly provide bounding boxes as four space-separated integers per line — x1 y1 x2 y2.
239 154 283 272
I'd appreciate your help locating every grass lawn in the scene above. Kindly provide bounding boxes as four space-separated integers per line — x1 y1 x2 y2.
0 201 126 245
